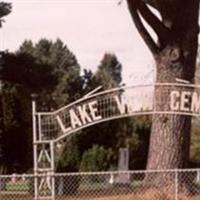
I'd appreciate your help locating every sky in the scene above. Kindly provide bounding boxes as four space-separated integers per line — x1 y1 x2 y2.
0 0 155 85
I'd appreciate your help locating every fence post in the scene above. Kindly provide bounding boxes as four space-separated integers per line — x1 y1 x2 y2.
175 169 178 200
31 95 38 199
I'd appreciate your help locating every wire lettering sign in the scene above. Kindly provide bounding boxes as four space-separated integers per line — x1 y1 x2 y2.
37 84 153 142
35 83 200 143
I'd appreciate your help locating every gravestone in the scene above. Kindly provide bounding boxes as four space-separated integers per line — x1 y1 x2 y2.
115 148 130 184
118 148 129 171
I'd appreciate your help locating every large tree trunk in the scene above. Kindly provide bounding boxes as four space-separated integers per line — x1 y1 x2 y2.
127 0 199 187
145 48 197 188
147 1 199 171
144 48 195 186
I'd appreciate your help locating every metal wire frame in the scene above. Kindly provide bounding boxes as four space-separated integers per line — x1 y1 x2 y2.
34 82 200 143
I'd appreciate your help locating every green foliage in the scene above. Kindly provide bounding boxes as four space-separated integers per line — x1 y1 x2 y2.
56 137 81 195
19 38 82 110
0 38 82 173
97 53 122 85
0 52 56 91
0 1 12 174
1 84 31 173
52 66 83 107
132 116 151 169
80 145 108 172
82 53 122 95
0 1 12 27
19 38 79 71
57 136 80 172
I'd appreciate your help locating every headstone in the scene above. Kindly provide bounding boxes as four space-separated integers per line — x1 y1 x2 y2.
57 177 64 196
118 148 129 171
115 148 130 184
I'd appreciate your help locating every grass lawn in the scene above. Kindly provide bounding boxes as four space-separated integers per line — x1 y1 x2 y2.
5 180 30 191
1 180 200 200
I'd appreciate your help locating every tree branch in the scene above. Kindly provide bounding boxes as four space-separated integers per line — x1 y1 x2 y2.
127 0 160 56
138 1 171 47
142 0 159 10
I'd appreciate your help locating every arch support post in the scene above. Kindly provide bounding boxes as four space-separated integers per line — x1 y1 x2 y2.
32 98 55 200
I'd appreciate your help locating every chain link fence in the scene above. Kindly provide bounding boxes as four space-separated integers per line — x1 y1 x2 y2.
0 169 200 200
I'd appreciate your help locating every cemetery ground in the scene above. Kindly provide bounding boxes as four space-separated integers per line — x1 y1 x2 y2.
1 192 200 200
1 175 200 200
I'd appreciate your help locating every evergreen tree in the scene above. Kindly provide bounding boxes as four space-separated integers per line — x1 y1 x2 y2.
0 1 11 27
0 38 82 173
95 53 122 88
0 1 12 174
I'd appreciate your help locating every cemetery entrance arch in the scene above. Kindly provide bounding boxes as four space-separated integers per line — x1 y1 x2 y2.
32 83 200 199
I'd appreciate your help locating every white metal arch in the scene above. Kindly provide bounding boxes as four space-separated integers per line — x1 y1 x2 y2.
32 82 200 199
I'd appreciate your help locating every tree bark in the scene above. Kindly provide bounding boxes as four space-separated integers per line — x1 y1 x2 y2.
147 0 199 170
127 0 200 184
